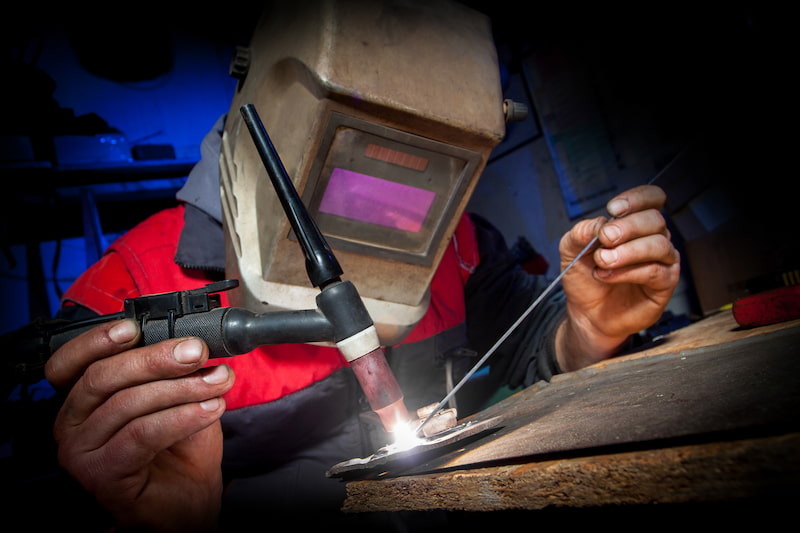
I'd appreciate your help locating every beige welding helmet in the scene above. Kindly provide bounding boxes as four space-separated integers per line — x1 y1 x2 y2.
219 0 507 345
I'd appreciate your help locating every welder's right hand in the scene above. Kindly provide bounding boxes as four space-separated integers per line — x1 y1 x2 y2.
44 318 235 532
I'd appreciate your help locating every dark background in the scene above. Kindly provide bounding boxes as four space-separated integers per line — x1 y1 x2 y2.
1 2 793 331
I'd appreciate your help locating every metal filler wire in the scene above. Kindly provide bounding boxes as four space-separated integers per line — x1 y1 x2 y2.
415 147 686 436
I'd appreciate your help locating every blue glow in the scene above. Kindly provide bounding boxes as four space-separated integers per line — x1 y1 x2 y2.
3 23 236 334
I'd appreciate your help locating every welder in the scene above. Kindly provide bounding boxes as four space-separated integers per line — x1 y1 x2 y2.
40 0 680 530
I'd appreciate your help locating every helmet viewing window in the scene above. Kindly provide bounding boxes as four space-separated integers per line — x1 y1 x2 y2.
302 113 481 265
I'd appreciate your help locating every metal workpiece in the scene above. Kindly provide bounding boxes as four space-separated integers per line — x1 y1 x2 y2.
339 315 800 513
326 415 502 479
328 401 490 479
416 404 457 438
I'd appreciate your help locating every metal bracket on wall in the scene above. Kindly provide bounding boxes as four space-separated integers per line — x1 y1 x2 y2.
80 187 108 267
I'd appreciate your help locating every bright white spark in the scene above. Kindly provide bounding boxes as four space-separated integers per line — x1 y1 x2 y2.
390 420 424 451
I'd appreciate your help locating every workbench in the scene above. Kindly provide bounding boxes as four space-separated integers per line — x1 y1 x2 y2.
340 311 800 522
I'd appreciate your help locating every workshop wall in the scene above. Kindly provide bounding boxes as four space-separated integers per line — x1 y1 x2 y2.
1 11 250 333
468 7 705 318
468 3 793 319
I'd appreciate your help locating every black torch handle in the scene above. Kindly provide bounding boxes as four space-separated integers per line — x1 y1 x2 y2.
239 103 343 289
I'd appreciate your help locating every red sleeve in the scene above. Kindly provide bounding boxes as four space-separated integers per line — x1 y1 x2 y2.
61 251 141 315
401 213 480 344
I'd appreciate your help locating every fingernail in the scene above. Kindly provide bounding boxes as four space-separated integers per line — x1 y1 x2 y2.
602 224 622 243
202 365 229 384
599 248 618 265
174 338 203 364
200 398 221 411
595 267 612 279
109 319 138 344
608 199 629 217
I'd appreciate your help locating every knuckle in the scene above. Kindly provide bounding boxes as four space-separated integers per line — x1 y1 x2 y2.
141 345 168 374
650 208 666 226
56 443 78 474
55 435 98 487
44 356 67 387
652 233 672 256
646 263 663 285
122 340 189 382
80 363 111 398
663 239 680 265
124 416 151 447
104 385 140 417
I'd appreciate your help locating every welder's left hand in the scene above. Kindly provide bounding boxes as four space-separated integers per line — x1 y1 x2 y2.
556 184 681 372
45 318 234 531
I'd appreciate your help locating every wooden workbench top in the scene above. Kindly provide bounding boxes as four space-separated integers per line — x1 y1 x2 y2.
342 311 800 513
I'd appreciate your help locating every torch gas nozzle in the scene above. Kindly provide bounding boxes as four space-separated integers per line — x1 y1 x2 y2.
350 347 410 432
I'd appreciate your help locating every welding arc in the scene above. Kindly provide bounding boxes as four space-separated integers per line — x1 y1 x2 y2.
415 146 687 436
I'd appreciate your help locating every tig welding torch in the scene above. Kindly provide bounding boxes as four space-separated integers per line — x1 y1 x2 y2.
2 104 410 433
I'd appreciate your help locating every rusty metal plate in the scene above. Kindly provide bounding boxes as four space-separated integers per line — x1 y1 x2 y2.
339 315 800 480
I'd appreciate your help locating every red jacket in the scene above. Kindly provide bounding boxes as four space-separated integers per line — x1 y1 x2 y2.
61 204 481 412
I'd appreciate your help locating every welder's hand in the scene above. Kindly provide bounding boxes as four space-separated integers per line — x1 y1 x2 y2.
45 318 234 532
556 184 681 372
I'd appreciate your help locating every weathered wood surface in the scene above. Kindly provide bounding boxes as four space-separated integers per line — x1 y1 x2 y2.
344 433 800 512
343 312 800 511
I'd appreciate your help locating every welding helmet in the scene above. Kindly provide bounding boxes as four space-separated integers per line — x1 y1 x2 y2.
220 0 507 345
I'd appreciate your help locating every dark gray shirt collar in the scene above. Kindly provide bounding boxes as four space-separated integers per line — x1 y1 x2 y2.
174 114 226 271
